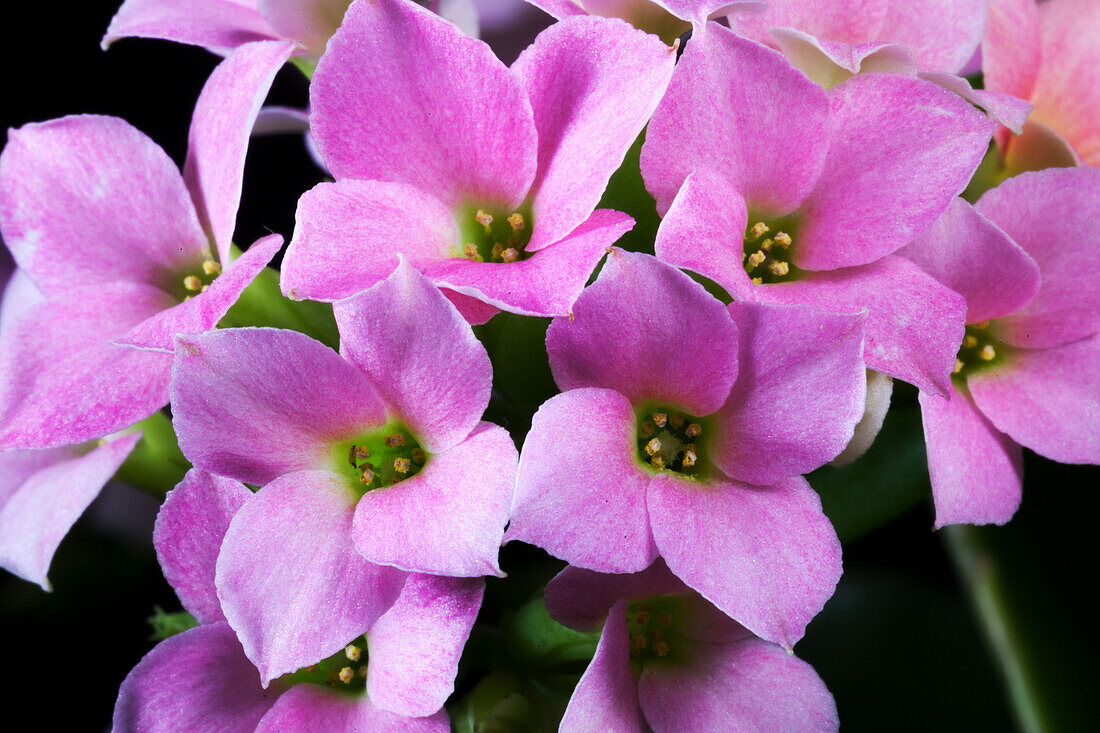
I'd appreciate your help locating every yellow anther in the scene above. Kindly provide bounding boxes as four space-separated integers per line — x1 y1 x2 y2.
953 359 965 374
635 610 650 625
351 445 371 462
752 277 763 285
384 434 406 448
359 466 375 485
670 413 684 429
685 423 702 438
761 238 774 252
345 644 362 662
963 335 978 348
682 448 697 468
394 457 412 474
507 213 525 232
475 209 493 233
501 247 520 263
650 455 665 468
653 640 670 657
491 242 504 259
653 412 667 428
202 259 221 276
774 232 792 248
979 344 996 361
411 448 426 464
645 438 662 456
768 261 790 276
462 243 480 260
747 250 766 268
973 321 990 330
749 222 769 239
183 275 202 291
304 664 320 673
656 612 672 627
338 667 354 684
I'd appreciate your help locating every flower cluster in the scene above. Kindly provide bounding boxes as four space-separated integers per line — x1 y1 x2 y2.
2 0 1097 729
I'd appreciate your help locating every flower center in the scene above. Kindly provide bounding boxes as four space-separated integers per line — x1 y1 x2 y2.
626 596 683 665
743 217 800 285
279 635 368 695
333 422 426 496
453 205 534 263
636 407 708 476
171 256 221 302
952 321 1004 379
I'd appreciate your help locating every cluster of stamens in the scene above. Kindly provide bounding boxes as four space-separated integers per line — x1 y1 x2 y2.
743 220 795 284
458 207 531 263
287 636 368 692
626 599 675 662
344 428 426 492
953 321 1001 378
637 408 704 475
180 257 221 300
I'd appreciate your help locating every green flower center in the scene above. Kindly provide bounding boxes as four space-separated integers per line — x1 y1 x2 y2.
168 254 222 302
453 204 534 263
280 634 368 695
743 216 801 285
333 422 426 497
626 596 684 666
636 406 708 477
953 321 1005 380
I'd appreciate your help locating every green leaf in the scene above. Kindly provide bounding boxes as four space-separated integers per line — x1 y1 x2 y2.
114 411 191 499
147 606 198 641
504 597 600 671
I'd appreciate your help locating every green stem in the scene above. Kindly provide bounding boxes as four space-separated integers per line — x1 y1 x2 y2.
220 260 340 349
114 411 191 499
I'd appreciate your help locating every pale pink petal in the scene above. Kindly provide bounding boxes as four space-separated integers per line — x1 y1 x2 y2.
257 685 450 732
171 327 387 485
102 0 280 55
352 423 514 577
544 561 690 632
545 249 740 415
919 386 1022 528
796 74 995 270
311 0 537 209
638 635 837 732
642 23 830 217
727 0 886 48
0 445 73 507
514 16 675 251
559 600 645 733
755 256 967 396
216 470 407 685
769 28 916 87
982 0 1040 100
648 474 841 649
969 335 1100 465
831 369 893 467
506 388 657 573
114 622 285 733
898 198 1040 324
918 72 1033 135
876 0 986 73
184 41 294 263
154 469 253 624
0 268 42 333
0 433 139 590
367 575 484 717
711 302 866 486
0 116 209 295
334 260 490 454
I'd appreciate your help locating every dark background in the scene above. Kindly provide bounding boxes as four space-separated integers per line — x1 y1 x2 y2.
2 2 1096 730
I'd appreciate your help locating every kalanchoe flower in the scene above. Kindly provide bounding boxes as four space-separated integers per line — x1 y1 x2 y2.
521 0 764 43
114 469 476 728
507 250 865 648
899 169 1100 526
281 0 676 322
642 21 991 395
545 559 838 732
0 41 293 450
170 261 515 683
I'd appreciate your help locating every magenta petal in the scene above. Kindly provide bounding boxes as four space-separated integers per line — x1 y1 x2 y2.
514 16 675 251
919 387 1022 528
367 575 484 717
974 168 1100 348
154 469 252 624
642 22 830 217
184 41 294 263
638 636 837 732
507 388 657 573
352 422 514 577
0 432 139 589
257 684 450 733
546 249 740 415
171 327 387 485
559 600 645 733
755 256 968 396
0 116 209 295
281 180 457 303
216 470 407 685
114 622 284 733
712 302 866 485
648 474 841 649
334 260 490 454
103 0 279 54
311 0 537 209
443 290 500 326
0 284 173 449
796 74 995 270
545 561 689 632
899 198 1040 324
117 234 283 352
969 335 1100 465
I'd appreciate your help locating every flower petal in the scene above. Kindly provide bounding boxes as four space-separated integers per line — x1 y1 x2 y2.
102 0 279 54
918 72 1034 135
257 684 450 732
831 369 893 467
982 0 1041 101
544 560 690 632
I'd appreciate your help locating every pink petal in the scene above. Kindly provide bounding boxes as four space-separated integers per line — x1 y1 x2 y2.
0 284 173 449
983 0 1041 101
352 422 514 577
103 0 279 54
641 23 830 217
366 575 484 717
114 622 285 733
184 41 294 263
513 16 675 251
544 561 690 632
0 116 209 295
755 256 968 396
974 168 1100 348
559 600 645 733
711 302 866 486
154 469 253 624
796 74 995 270
0 432 139 590
769 28 916 86
638 635 837 732
507 388 657 574
918 72 1034 135
281 180 457 303
0 268 42 333
334 260 490 454
875 0 987 74
444 290 500 326
898 198 1041 324
310 0 537 209
647 473 842 649
918 387 1022 528
726 0 886 49
545 249 740 415
216 470 407 685
257 685 450 732
171 327 387 485
969 335 1100 465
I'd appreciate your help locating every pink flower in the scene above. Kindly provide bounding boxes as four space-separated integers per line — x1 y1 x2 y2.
521 0 763 42
899 169 1100 526
0 41 293 450
507 250 866 649
170 261 516 683
642 21 994 395
546 560 838 732
280 0 676 322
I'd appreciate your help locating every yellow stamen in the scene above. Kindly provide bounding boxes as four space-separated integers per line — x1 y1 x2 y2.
462 243 480 260
394 457 411 474
953 359 965 374
768 261 789 276
183 275 202 291
645 438 662 456
963 335 978 348
653 412 667 428
507 213 525 232
202 259 221 276
748 222 769 239
384 434 406 448
338 667 354 684
747 250 766 268
979 344 996 361
345 644 362 662
501 247 520 263
475 209 493 233
774 232 792 248
682 448 697 468
359 466 375 485
685 423 702 438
